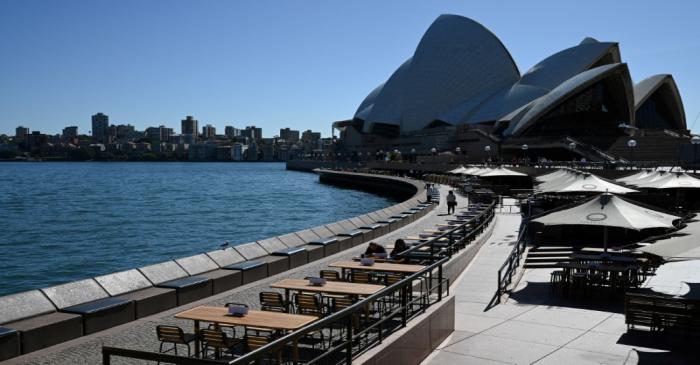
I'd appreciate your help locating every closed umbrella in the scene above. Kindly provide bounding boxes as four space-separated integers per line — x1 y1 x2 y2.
532 193 679 252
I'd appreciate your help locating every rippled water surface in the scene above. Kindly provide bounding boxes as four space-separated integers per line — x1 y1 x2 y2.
0 162 396 296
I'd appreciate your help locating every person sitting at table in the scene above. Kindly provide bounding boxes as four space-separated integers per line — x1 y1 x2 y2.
389 239 408 263
364 241 386 258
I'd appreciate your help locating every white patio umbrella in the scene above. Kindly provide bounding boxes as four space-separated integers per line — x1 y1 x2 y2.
478 166 528 177
615 169 653 184
448 166 469 174
463 167 493 176
537 173 638 194
459 167 482 175
626 171 669 186
536 169 572 182
635 172 700 189
535 171 583 192
532 193 679 252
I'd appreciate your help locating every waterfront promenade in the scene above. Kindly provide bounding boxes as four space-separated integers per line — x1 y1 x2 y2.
423 204 695 364
6 184 467 365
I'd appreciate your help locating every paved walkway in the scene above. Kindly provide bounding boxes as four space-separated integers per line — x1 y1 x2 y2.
8 184 468 365
423 206 695 364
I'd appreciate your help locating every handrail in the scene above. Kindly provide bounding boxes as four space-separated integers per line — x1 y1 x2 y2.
398 200 497 262
496 223 528 303
103 256 450 365
103 189 500 365
227 255 449 364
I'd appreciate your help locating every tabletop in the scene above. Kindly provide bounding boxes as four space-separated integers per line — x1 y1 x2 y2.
558 262 639 272
270 278 385 296
329 260 425 273
175 306 317 331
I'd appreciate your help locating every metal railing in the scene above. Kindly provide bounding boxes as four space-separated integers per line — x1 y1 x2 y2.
496 224 528 303
398 201 496 264
102 199 499 365
103 257 450 365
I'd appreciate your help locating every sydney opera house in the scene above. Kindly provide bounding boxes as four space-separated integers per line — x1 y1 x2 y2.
334 15 691 162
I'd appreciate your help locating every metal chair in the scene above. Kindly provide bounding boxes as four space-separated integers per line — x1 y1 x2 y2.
350 271 373 284
241 334 284 364
260 292 288 313
200 328 244 360
156 325 196 360
293 293 326 348
320 270 341 282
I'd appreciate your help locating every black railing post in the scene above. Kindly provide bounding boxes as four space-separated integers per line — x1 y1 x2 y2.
102 348 110 365
345 316 353 364
438 263 443 302
497 269 502 303
401 284 408 327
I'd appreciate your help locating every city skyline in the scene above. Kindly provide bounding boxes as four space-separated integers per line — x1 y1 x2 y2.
8 113 311 139
1 1 699 136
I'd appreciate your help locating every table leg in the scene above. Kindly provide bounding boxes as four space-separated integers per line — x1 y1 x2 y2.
194 320 200 358
293 338 300 364
286 289 291 313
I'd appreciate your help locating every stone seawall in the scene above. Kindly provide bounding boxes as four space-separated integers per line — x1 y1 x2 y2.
0 170 432 360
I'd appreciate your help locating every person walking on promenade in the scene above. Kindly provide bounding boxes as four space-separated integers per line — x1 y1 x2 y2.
446 190 457 215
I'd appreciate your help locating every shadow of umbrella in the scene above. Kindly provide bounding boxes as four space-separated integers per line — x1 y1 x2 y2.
679 282 700 300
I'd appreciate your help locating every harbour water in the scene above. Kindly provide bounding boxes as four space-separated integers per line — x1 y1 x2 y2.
0 162 397 296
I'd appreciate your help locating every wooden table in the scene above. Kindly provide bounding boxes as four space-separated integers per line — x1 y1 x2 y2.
175 306 317 359
271 278 385 311
329 260 425 278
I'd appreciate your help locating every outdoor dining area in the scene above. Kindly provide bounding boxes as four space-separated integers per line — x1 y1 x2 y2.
152 258 429 363
527 168 694 298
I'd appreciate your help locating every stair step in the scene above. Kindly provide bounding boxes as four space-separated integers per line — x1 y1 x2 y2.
525 257 573 263
527 252 574 257
524 263 561 269
529 246 581 251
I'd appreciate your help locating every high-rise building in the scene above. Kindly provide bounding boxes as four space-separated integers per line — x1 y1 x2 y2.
161 126 173 141
15 126 29 140
62 126 78 142
225 126 240 139
91 113 109 143
145 127 161 143
242 126 262 141
181 116 199 141
302 129 321 142
280 128 300 142
201 124 216 140
115 124 138 142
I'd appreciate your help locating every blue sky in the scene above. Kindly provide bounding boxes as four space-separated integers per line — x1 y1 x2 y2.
1 0 698 137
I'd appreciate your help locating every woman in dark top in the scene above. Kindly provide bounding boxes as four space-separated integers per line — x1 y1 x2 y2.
389 239 408 263
364 242 386 257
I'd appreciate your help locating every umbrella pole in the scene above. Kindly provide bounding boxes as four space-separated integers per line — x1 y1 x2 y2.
604 226 608 253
